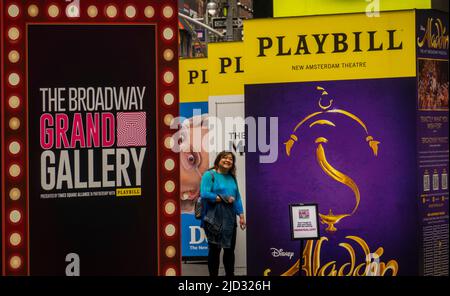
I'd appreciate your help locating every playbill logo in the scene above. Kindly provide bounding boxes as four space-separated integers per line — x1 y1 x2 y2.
256 29 403 57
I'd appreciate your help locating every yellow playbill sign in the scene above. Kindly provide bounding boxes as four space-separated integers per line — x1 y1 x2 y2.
179 58 209 102
244 10 416 84
208 42 245 95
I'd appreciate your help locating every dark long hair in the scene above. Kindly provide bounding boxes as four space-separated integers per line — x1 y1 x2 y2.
212 151 237 179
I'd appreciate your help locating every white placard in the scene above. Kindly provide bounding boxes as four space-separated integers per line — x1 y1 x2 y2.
289 204 320 240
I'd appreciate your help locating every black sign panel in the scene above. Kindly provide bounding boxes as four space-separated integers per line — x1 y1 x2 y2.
28 25 157 275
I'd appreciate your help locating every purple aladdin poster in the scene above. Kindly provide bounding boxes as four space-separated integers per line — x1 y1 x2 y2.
245 78 420 276
416 10 449 276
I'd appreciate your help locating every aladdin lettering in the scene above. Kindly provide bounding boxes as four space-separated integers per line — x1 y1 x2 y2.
257 30 403 57
264 236 399 276
417 18 449 50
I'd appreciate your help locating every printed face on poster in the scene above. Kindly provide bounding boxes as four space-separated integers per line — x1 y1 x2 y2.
289 204 319 240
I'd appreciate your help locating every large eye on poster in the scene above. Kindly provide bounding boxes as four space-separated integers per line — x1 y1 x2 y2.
2 1 179 275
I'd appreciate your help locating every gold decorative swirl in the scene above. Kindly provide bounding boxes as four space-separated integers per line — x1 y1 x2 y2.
293 111 323 132
327 109 369 134
366 136 380 156
284 87 380 234
289 107 379 157
309 120 336 128
316 143 360 215
319 98 333 110
315 137 328 144
312 237 327 276
279 260 300 276
346 236 370 255
284 134 298 156
380 260 399 276
338 242 356 276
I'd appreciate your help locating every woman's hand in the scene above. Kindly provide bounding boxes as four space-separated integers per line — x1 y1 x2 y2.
239 215 246 230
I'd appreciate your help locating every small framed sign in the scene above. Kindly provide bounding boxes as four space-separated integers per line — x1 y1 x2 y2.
289 203 320 240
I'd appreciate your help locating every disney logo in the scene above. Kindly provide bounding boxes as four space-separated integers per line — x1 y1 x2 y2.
270 248 295 260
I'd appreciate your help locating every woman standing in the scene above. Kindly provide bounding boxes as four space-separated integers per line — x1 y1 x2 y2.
200 151 246 276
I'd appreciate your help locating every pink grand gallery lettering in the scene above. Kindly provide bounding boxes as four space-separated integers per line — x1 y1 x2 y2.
40 113 115 149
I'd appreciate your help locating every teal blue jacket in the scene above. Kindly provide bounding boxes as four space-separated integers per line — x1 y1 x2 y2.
200 170 244 247
200 170 244 216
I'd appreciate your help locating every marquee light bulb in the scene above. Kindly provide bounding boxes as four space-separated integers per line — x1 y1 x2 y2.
10 256 22 269
8 4 20 18
48 5 60 18
165 201 176 215
10 188 21 201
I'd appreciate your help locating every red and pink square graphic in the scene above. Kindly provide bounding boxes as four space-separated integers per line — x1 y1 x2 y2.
117 112 147 147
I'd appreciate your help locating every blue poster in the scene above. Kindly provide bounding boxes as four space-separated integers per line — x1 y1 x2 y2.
180 102 209 257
